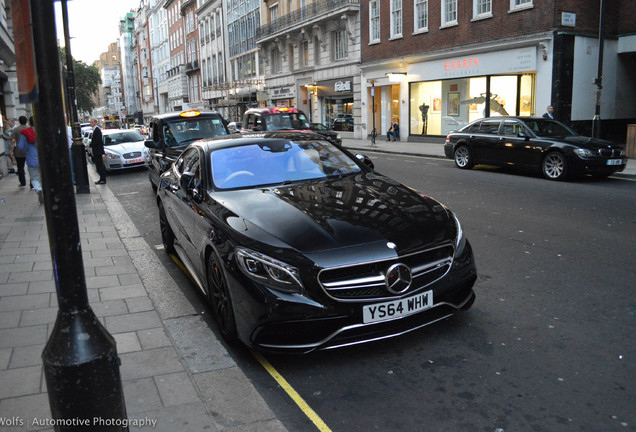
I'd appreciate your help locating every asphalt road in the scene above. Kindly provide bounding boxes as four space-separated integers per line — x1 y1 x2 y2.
105 155 635 432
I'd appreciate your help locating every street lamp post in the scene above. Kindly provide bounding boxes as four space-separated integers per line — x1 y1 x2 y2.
60 0 90 194
370 80 376 147
30 1 129 429
592 0 605 138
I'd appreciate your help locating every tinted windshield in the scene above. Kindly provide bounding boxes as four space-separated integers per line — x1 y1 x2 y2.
103 131 145 145
211 139 362 189
163 117 227 147
523 119 578 138
263 113 310 131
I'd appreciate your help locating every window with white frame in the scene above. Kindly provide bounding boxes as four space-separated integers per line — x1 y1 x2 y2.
474 0 492 18
333 29 348 61
390 0 402 38
510 0 532 10
441 0 457 26
369 0 380 43
269 3 279 22
414 0 428 32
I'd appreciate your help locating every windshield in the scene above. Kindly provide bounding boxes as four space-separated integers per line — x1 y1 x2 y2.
523 119 578 138
163 117 227 147
263 113 310 131
103 131 145 146
210 139 362 189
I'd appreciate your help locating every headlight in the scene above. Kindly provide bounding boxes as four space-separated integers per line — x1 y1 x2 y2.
453 213 467 256
104 152 121 159
574 148 595 158
619 149 626 157
235 247 303 293
336 134 342 140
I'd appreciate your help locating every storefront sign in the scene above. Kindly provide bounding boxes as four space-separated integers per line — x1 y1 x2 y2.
318 77 354 97
409 47 537 80
273 87 293 97
335 81 352 92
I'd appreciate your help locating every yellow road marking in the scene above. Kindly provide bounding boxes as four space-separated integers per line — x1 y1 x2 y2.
251 350 333 432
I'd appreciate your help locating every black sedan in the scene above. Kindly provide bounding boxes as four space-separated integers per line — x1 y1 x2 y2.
308 122 342 145
444 117 627 180
157 132 477 353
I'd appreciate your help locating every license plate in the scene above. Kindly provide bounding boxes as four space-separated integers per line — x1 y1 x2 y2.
125 158 143 165
606 159 623 166
363 291 433 324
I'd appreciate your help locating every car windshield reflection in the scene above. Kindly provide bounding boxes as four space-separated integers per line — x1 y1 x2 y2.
103 131 145 145
163 118 228 147
211 139 362 189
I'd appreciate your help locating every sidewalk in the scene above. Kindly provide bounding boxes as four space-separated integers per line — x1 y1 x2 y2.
0 168 287 431
340 137 636 178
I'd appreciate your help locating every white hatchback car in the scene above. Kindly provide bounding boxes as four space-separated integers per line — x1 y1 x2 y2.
90 129 150 171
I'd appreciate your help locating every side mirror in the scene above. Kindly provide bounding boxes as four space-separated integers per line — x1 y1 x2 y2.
145 140 159 149
355 153 374 170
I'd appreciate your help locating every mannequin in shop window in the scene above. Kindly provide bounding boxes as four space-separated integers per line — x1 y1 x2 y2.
419 103 429 134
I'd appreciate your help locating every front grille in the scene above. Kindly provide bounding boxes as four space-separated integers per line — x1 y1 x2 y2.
318 244 454 302
598 148 622 158
124 152 142 159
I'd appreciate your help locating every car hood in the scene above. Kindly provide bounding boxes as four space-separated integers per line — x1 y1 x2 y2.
558 136 617 149
104 141 146 153
211 173 454 254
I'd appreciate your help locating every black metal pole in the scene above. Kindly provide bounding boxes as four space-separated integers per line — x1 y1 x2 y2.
371 81 376 146
30 1 128 430
592 0 605 138
60 0 90 194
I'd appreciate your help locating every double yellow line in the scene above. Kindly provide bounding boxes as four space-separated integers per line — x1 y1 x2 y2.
252 350 333 432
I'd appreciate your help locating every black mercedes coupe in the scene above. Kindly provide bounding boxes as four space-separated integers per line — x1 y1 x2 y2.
156 132 477 353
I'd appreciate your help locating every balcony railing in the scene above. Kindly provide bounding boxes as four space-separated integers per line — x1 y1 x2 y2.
255 0 359 41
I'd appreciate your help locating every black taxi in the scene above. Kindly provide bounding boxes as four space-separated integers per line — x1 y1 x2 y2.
144 110 229 190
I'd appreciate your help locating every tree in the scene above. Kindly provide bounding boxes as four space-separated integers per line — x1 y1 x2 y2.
60 48 101 116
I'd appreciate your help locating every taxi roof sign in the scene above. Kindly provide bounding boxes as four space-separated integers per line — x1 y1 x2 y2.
180 110 201 118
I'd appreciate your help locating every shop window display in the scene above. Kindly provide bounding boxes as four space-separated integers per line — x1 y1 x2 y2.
409 74 535 136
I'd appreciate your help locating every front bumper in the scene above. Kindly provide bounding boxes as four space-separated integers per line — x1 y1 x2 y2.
229 240 477 354
570 156 626 176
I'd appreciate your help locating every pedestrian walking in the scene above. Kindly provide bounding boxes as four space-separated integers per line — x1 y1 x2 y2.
11 116 29 187
2 117 16 173
16 117 43 203
89 117 107 184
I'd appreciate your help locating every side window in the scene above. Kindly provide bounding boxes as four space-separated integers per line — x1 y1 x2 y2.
465 122 481 133
503 120 522 136
479 120 501 134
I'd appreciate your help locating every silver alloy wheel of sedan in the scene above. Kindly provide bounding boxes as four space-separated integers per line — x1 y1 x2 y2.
542 151 568 180
454 145 473 169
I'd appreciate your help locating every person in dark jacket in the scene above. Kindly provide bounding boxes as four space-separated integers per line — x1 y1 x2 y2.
542 105 555 120
16 117 43 203
11 116 28 187
89 117 107 184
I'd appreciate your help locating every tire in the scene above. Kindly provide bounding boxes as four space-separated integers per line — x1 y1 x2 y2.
454 145 474 169
206 251 238 343
542 152 568 180
158 202 176 254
